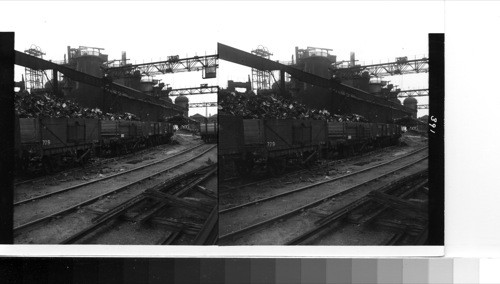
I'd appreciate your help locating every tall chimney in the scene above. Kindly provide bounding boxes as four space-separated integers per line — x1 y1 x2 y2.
122 51 127 65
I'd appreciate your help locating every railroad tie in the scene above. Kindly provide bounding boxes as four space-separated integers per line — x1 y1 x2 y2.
143 189 213 214
194 185 217 199
367 190 427 220
150 217 202 235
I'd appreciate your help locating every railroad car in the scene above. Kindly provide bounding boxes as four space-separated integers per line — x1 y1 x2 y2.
219 115 402 176
219 116 328 176
15 115 175 174
15 116 100 173
200 121 218 143
325 122 400 157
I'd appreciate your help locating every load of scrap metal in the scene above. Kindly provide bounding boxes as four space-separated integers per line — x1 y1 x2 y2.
218 90 368 122
167 115 191 125
15 92 140 120
394 116 426 126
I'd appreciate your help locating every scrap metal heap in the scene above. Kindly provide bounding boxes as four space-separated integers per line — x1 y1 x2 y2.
15 91 139 120
219 88 368 122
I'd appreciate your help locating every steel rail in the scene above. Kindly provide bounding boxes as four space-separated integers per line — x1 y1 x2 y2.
14 145 216 232
220 144 404 190
59 164 217 244
193 205 219 245
14 141 178 187
286 176 428 245
220 146 428 214
218 155 428 242
15 143 205 206
355 180 429 225
135 167 218 226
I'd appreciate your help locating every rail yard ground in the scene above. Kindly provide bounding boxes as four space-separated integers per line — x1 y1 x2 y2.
219 132 428 245
14 130 218 245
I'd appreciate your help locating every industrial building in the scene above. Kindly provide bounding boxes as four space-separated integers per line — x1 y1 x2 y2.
221 44 427 123
16 45 222 122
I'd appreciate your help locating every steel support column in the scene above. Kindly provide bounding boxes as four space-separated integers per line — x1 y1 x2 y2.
52 69 60 97
280 70 286 97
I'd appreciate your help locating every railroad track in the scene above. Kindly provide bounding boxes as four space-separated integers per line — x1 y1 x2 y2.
14 144 216 237
220 146 428 213
14 143 206 206
220 145 425 193
13 139 193 187
218 147 428 245
60 165 218 245
285 172 428 245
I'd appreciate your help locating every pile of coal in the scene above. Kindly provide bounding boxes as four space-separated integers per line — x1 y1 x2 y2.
218 90 368 122
15 92 140 120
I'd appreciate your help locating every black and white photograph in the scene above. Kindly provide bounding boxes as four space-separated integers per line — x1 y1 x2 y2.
3 2 218 245
217 2 441 246
0 1 451 257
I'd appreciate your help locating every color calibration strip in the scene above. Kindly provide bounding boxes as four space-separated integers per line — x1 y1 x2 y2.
175 258 491 284
4 258 500 283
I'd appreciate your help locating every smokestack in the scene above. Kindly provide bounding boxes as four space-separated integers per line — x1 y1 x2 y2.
67 46 71 61
350 52 355 67
122 51 127 66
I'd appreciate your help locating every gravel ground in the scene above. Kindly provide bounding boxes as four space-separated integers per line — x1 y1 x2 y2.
14 133 217 244
14 144 214 228
219 159 427 245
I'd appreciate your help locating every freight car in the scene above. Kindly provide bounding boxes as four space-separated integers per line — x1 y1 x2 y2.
15 115 174 174
200 121 218 143
99 120 173 156
179 121 200 134
219 115 401 176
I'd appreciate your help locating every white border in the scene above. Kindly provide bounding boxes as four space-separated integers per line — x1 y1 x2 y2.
1 245 443 257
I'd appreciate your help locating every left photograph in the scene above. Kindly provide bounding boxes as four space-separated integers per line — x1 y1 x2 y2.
8 3 218 245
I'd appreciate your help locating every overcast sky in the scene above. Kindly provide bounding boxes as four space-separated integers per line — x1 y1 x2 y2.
2 1 444 117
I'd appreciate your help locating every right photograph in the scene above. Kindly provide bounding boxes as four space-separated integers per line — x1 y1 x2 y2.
217 35 438 245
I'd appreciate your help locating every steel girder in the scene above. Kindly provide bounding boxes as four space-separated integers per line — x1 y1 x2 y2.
189 102 218 108
168 86 218 97
104 55 218 78
398 89 429 98
331 58 429 79
417 104 429 109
